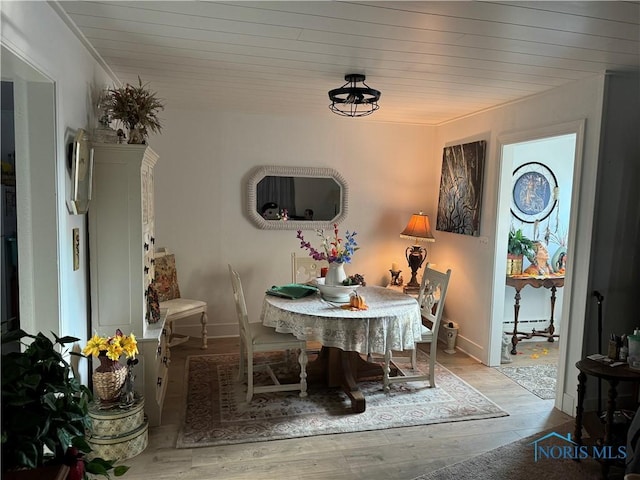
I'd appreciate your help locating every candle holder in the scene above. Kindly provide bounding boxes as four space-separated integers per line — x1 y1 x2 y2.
389 269 403 286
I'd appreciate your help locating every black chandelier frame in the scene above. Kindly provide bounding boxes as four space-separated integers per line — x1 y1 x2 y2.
328 74 381 117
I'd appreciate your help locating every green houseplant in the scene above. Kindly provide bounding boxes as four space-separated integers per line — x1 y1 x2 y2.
107 76 164 144
507 228 535 275
1 330 129 479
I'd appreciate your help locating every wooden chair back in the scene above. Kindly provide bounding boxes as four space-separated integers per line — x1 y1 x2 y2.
417 263 452 338
228 265 252 348
291 252 328 283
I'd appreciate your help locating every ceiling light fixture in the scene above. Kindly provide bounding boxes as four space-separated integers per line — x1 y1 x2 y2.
328 74 381 117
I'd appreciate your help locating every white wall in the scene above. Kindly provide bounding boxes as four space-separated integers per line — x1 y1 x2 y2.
431 75 607 413
149 110 433 337
1 2 113 362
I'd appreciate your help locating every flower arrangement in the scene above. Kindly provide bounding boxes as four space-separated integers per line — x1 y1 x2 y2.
296 224 358 264
106 76 164 144
82 329 138 361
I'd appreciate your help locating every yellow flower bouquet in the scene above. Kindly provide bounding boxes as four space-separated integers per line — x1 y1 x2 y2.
83 329 138 361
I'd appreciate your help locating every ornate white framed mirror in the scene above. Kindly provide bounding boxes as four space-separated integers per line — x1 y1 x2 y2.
246 166 348 230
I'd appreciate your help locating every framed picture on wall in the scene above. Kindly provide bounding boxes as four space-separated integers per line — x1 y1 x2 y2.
510 161 558 223
436 139 486 236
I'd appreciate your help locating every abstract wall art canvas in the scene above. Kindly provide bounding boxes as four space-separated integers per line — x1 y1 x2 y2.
436 140 487 236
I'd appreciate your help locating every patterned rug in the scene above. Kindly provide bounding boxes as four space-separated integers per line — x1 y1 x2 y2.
176 352 509 448
411 420 600 480
495 364 557 400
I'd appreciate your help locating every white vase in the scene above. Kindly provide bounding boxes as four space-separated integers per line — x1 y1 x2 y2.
325 262 347 286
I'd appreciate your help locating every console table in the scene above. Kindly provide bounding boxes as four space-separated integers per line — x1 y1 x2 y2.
506 275 564 354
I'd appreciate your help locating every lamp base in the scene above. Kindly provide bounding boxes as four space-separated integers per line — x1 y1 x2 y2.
403 284 421 295
404 244 426 296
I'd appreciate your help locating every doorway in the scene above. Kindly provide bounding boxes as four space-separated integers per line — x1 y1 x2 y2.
489 121 586 403
1 45 59 339
1 81 19 352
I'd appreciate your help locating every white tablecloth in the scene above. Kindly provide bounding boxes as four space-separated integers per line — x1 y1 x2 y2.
260 286 422 355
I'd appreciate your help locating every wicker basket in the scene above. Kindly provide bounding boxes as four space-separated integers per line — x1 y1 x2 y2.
93 357 127 402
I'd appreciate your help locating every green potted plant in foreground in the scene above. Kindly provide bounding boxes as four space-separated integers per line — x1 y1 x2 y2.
1 330 129 479
507 228 535 275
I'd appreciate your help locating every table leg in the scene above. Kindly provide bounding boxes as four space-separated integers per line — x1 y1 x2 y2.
307 347 383 413
338 351 365 413
200 311 208 349
511 289 522 355
575 371 587 445
547 285 557 342
600 379 619 479
533 286 560 342
605 379 618 447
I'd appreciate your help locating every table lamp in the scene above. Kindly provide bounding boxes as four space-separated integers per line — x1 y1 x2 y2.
400 212 435 294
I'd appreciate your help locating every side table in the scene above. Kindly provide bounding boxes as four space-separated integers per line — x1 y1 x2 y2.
575 358 640 478
87 396 148 462
505 275 564 354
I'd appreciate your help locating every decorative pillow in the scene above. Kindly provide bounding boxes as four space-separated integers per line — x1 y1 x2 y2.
154 254 181 301
146 283 161 324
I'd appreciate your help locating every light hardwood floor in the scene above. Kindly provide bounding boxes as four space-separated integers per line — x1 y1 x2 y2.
123 337 571 480
507 338 560 367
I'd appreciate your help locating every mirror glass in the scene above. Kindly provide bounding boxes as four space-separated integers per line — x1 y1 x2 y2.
247 166 348 230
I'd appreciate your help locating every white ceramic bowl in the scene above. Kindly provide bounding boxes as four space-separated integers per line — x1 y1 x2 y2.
314 278 360 302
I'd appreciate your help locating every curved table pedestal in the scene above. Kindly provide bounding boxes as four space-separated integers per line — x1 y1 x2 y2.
307 346 385 413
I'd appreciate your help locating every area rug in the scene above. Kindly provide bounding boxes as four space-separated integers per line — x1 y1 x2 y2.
176 352 508 448
495 364 557 400
411 420 603 480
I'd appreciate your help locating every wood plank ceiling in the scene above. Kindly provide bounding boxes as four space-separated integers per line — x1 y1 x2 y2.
56 1 640 125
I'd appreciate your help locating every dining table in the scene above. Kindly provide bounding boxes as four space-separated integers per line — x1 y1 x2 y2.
260 285 422 413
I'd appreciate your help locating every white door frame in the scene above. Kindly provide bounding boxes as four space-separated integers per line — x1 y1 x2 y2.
488 120 587 412
1 44 60 338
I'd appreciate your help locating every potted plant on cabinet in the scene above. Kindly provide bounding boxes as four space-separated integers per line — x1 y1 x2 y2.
1 330 129 479
106 76 164 145
507 228 535 275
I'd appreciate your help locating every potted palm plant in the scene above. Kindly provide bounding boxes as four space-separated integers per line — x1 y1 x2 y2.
1 330 129 479
107 77 164 144
507 228 535 275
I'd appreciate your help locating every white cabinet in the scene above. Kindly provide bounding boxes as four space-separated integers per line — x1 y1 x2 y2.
138 314 170 426
88 143 167 426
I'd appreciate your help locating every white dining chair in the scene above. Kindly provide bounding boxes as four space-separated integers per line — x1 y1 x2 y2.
384 263 452 392
154 248 208 349
290 252 327 355
291 252 328 284
228 264 308 403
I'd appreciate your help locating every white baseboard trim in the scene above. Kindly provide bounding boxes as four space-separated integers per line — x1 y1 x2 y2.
454 334 485 364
